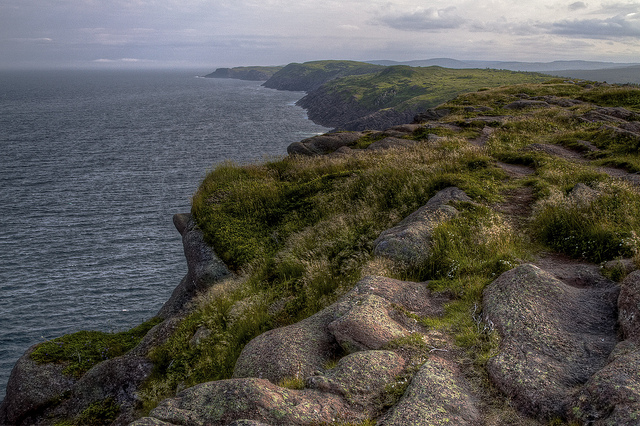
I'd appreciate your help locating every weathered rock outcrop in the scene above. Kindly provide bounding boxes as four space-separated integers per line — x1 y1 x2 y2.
134 271 461 425
379 358 480 425
157 213 232 318
287 132 364 156
374 187 472 267
483 263 619 419
567 271 640 425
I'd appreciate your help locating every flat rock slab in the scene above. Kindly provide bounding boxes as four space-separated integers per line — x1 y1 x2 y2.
379 357 480 426
483 264 619 419
373 187 472 266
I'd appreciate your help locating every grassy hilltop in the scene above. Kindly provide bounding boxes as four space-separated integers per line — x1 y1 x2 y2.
8 66 640 425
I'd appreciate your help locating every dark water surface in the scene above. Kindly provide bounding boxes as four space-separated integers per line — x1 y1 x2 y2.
0 69 329 399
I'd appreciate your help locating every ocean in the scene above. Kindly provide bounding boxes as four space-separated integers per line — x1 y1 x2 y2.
0 69 330 399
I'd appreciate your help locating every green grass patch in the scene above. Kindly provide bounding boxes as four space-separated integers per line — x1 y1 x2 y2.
31 317 161 378
531 181 640 262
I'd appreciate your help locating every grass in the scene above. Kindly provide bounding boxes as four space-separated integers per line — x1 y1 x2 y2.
31 317 162 377
321 65 550 114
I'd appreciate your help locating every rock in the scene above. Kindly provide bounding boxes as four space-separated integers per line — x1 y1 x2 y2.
569 182 599 206
287 132 364 156
233 275 448 385
373 187 472 266
232 302 346 384
483 264 619 419
157 214 232 318
54 355 153 425
134 378 361 426
306 350 405 406
603 258 638 278
378 357 480 425
569 343 640 425
327 294 409 353
189 326 212 348
504 100 550 110
0 345 76 425
366 137 417 151
352 275 446 317
619 271 640 342
413 108 450 123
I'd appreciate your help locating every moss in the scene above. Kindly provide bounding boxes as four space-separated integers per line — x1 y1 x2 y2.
30 317 162 377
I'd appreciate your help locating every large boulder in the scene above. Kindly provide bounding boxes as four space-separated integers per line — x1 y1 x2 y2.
373 187 472 266
483 264 619 419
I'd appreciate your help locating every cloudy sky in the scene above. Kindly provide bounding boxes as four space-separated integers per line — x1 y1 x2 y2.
1 0 640 69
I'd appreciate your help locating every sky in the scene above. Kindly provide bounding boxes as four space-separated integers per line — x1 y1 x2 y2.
1 0 640 70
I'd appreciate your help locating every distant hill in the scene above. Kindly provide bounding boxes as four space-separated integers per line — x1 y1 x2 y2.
262 60 386 91
293 65 550 130
367 58 640 73
545 65 640 85
203 66 283 81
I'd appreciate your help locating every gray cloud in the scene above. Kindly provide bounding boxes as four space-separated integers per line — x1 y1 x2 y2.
550 13 640 37
378 7 464 31
568 1 588 10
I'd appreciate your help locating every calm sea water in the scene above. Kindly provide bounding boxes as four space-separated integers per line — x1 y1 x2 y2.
0 69 329 399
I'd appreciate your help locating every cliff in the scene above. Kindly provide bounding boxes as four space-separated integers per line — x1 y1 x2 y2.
261 62 550 131
261 60 385 91
3 79 640 425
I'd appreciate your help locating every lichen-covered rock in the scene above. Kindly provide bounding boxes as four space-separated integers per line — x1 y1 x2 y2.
306 350 405 407
373 187 472 265
483 264 619 419
378 357 480 425
328 294 409 353
351 275 447 317
287 132 364 156
570 342 640 425
233 275 446 385
133 378 361 426
618 271 640 342
232 302 347 384
54 355 153 425
0 345 76 425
